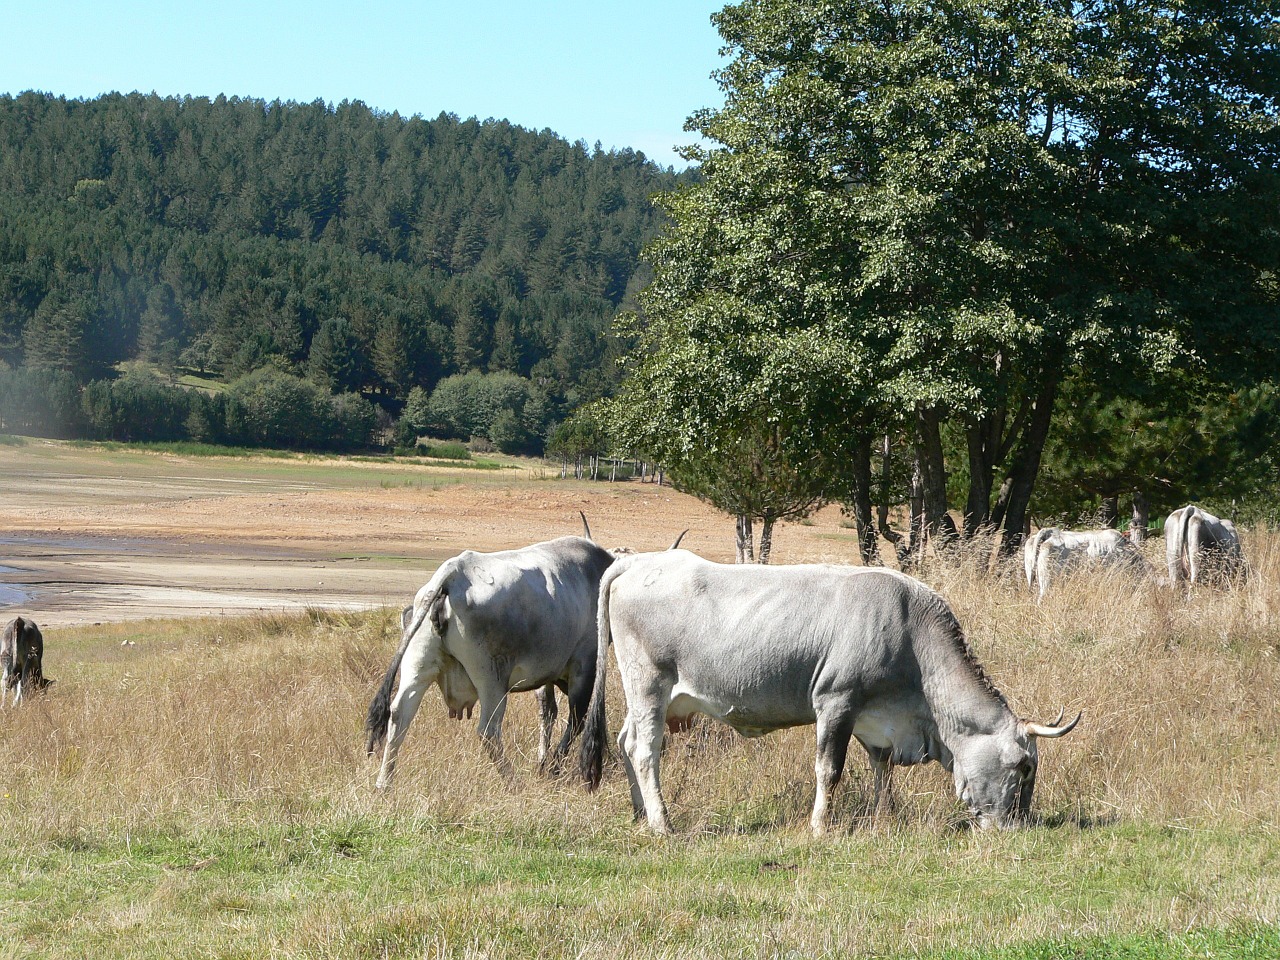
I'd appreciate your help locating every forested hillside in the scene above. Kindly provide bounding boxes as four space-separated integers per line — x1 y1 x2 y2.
0 91 687 449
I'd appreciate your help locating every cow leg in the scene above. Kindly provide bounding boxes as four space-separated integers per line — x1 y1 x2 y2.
546 662 596 772
857 740 895 820
468 670 515 777
375 641 440 790
0 657 10 709
622 704 674 834
811 709 855 836
535 684 558 769
615 715 645 820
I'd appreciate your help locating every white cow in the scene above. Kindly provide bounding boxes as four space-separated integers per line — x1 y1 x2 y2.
1023 527 1145 601
366 535 617 786
581 551 1079 835
1165 505 1244 587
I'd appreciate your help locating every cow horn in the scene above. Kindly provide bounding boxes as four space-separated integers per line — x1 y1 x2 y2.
1023 710 1082 739
669 529 689 550
580 511 593 542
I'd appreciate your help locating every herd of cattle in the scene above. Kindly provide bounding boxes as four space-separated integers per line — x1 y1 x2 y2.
1025 504 1243 600
2 503 1246 835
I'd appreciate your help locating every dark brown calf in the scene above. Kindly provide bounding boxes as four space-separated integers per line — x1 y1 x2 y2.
1 616 51 707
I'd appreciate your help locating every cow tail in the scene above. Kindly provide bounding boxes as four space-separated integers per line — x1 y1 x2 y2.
580 563 620 790
1177 505 1198 583
364 583 447 755
1024 528 1052 589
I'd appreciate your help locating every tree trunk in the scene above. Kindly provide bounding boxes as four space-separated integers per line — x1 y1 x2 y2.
995 376 1059 558
759 517 775 564
1130 490 1149 545
560 459 567 479
656 466 664 486
964 416 997 539
876 434 907 564
610 458 617 482
735 514 755 563
849 436 880 566
915 405 957 547
904 456 925 569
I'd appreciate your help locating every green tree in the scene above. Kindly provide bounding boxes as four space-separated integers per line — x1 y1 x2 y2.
224 367 331 448
425 370 533 443
306 316 366 393
620 0 1280 562
136 283 184 373
24 284 110 381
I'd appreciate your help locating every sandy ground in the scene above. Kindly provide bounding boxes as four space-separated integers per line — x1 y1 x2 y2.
0 440 863 626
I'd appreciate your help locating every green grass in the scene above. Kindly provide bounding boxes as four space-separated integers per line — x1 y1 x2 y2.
65 438 295 458
1 598 1277 960
1 815 1275 958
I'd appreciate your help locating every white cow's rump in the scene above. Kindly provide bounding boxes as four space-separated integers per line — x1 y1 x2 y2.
1024 527 1146 600
1165 505 1244 588
366 535 616 787
581 551 1079 835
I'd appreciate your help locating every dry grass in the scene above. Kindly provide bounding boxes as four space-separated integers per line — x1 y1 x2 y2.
1 531 1278 957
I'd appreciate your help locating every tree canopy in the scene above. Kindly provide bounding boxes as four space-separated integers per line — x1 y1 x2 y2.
610 0 1280 559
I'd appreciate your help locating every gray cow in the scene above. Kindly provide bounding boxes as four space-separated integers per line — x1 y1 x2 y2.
1165 505 1244 588
1 616 51 707
581 551 1079 834
367 535 618 787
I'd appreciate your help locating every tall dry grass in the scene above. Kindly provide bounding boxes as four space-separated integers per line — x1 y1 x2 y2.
1 529 1276 843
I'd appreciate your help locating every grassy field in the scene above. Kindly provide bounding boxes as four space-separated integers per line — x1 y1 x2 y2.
2 525 1278 956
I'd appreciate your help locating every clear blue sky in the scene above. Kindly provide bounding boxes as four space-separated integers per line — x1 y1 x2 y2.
0 1 727 169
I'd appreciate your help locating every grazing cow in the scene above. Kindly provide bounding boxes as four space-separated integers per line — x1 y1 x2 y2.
366 535 620 788
1165 505 1244 587
1 616 51 707
1023 527 1145 601
581 552 1079 835
396 600 570 759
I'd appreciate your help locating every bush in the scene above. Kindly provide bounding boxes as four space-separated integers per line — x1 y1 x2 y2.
224 367 333 448
81 370 192 442
414 440 471 460
422 371 548 453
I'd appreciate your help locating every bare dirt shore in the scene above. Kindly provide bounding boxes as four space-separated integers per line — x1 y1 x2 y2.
0 440 862 626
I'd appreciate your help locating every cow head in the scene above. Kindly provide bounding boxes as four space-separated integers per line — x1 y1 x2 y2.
952 709 1080 829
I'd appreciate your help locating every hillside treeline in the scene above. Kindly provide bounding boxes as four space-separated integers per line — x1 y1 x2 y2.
0 91 687 450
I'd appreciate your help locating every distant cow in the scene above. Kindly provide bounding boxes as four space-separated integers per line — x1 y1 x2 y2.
1024 527 1146 601
1165 505 1244 587
582 552 1079 834
366 534 622 788
1 616 51 707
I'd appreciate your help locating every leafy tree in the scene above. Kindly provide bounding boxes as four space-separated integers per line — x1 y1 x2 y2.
424 370 535 443
0 364 86 438
1036 376 1280 529
618 0 1280 561
326 391 378 450
24 284 111 381
136 283 184 372
224 367 331 448
81 368 192 442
